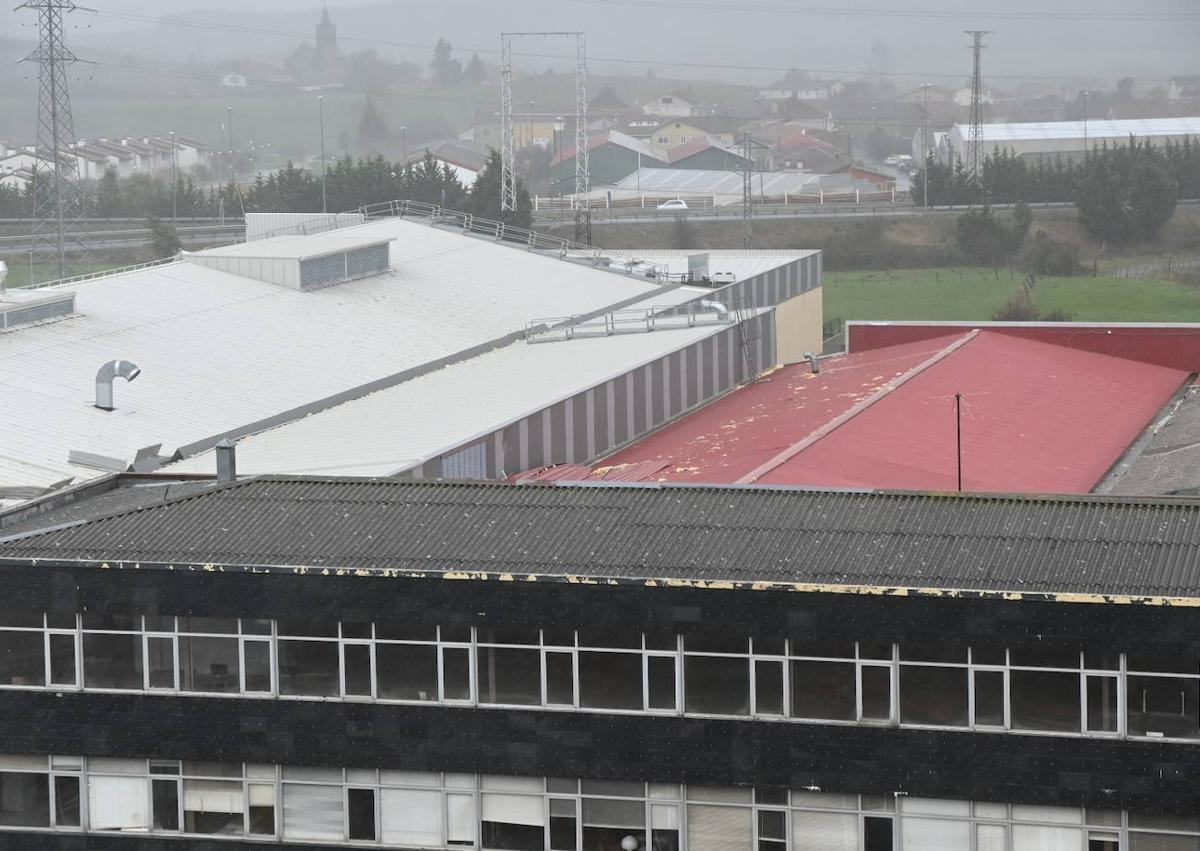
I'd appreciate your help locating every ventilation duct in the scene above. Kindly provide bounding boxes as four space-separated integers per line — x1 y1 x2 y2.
184 235 391 291
0 290 76 332
95 360 141 411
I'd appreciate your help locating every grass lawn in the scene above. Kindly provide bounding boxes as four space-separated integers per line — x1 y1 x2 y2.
824 267 1200 325
1 256 151 288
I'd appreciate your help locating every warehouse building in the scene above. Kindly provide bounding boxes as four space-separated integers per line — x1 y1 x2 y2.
0 475 1199 848
945 116 1200 166
0 208 823 502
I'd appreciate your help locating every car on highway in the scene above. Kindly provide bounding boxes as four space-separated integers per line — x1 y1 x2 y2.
657 199 689 211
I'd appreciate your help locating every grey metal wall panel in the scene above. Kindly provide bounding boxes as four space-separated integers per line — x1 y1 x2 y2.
588 389 601 459
652 357 666 426
517 419 531 471
701 337 715 400
442 442 488 479
633 367 648 436
572 394 589 463
668 352 683 417
501 423 521 477
526 412 544 469
550 403 568 466
613 375 629 447
606 382 618 449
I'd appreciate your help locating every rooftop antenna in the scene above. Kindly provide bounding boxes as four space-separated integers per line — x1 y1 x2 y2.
965 30 991 179
18 0 92 282
500 32 590 243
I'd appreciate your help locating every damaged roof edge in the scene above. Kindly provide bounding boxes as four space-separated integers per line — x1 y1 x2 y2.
1 555 1198 609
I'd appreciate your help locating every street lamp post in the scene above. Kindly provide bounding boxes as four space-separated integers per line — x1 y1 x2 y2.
1081 90 1090 159
227 106 235 184
401 126 408 166
170 130 177 223
922 83 931 210
319 95 327 214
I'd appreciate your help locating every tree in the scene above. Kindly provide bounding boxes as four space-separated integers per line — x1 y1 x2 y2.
95 168 123 219
468 149 532 229
147 216 182 258
357 99 390 154
954 203 1030 265
430 38 462 88
1076 139 1179 246
464 53 486 85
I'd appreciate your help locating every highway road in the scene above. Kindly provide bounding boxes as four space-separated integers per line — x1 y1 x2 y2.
0 224 242 255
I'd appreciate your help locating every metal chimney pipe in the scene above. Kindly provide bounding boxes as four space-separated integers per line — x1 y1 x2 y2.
94 360 142 411
804 352 820 374
215 439 237 483
700 299 730 320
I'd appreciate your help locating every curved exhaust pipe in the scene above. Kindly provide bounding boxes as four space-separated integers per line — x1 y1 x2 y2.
804 352 820 375
700 299 730 320
95 360 142 411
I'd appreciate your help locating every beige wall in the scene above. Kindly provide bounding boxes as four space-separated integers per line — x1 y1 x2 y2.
774 286 824 366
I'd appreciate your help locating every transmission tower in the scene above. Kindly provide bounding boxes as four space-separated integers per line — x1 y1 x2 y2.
741 131 753 249
965 30 991 177
19 0 90 282
500 32 589 243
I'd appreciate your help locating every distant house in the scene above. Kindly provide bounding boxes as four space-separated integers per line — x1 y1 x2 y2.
758 78 844 103
220 73 249 88
648 116 742 149
767 98 830 130
894 85 956 105
834 162 894 190
550 130 666 190
1169 76 1200 101
953 87 1000 107
410 140 487 187
641 90 700 118
657 136 751 171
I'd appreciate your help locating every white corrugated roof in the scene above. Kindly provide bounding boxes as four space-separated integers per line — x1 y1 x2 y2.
188 234 390 261
0 218 680 493
965 117 1200 143
612 168 861 197
170 287 724 478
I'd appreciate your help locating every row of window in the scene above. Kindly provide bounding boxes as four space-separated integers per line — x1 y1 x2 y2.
0 614 1197 741
2 755 1199 850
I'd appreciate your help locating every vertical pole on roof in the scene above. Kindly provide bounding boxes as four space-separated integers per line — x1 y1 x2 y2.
319 95 328 214
955 392 963 492
499 34 516 214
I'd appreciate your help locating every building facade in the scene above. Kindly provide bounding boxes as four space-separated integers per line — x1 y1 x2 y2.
0 479 1198 849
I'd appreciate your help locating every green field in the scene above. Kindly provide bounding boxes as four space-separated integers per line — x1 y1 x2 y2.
824 267 1200 325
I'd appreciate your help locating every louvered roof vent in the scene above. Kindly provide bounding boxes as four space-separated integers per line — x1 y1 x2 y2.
184 235 391 291
0 290 76 332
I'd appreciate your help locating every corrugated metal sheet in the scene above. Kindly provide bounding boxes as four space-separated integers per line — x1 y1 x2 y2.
0 218 682 493
3 477 1200 600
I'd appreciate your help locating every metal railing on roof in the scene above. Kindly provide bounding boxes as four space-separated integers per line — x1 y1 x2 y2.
21 257 181 291
526 300 732 343
358 199 672 280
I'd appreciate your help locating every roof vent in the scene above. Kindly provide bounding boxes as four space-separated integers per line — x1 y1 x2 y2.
0 289 76 332
95 360 141 411
184 234 391 291
215 438 237 483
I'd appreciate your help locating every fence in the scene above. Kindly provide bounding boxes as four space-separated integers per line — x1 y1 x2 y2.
534 188 909 212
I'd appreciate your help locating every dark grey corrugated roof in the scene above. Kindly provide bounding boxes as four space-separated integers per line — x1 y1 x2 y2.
1 477 1199 600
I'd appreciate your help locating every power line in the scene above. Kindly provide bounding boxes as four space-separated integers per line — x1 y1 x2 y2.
77 10 1178 84
558 0 1200 22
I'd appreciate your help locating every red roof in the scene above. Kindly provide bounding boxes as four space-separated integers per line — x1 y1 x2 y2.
586 330 1190 494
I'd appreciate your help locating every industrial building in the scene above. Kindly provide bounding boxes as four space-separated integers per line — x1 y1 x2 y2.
0 472 1200 848
0 207 823 503
522 320 1200 496
944 116 1200 166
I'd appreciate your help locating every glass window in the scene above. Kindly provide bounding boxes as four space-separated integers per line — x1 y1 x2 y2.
282 784 343 841
153 778 179 830
791 640 855 659
1010 648 1080 669
376 625 437 642
443 647 472 701
83 633 143 690
755 660 784 716
900 644 967 663
479 628 540 645
685 634 747 654
974 671 1005 726
685 656 750 716
583 798 645 851
381 788 442 846
579 629 641 650
184 779 245 835
1127 650 1200 675
687 804 752 851
146 636 176 689
551 798 578 851
900 666 968 726
0 772 49 827
54 775 81 827
482 792 545 850
277 619 338 638
648 657 676 711
277 641 339 697
478 647 541 706
791 661 855 720
901 818 969 850
579 652 643 710
1010 670 1080 732
977 825 1007 851
243 641 272 693
1086 676 1119 733
864 816 893 851
0 631 45 687
546 652 575 706
249 784 275 835
1128 834 1200 851
348 788 377 841
1128 675 1200 738
343 645 372 697
860 666 892 720
180 636 240 693
759 809 787 851
791 810 857 851
179 617 239 634
1011 825 1083 850
49 634 77 687
448 793 477 846
377 644 438 701
88 774 151 831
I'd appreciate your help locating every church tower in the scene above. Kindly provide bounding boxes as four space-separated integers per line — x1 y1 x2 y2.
316 5 338 70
